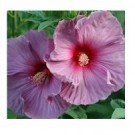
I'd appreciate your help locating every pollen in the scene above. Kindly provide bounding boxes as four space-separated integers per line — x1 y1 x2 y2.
33 71 46 82
78 53 89 67
32 71 47 85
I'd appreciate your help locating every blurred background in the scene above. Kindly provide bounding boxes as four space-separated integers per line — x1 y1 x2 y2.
7 11 125 119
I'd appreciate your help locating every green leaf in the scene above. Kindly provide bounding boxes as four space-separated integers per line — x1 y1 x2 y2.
38 20 55 30
65 106 87 119
65 108 78 119
17 12 23 20
111 108 125 119
24 18 42 23
26 11 45 19
110 99 125 109
86 104 112 114
7 109 30 119
7 109 17 119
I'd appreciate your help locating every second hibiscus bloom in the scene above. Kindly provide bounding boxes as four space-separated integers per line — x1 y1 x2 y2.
8 31 70 118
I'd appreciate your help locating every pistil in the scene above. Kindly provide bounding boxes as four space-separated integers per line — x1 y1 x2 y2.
78 53 89 67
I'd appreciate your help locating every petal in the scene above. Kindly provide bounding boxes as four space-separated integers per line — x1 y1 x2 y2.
22 87 70 119
52 15 85 61
8 36 41 75
46 59 83 86
8 73 65 118
97 40 124 65
48 39 55 54
76 11 124 49
95 36 124 91
97 51 125 88
24 30 49 61
41 76 62 97
60 62 124 105
8 87 24 115
8 74 30 114
44 39 54 61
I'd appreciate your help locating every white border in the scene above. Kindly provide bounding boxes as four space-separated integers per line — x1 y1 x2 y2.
0 0 128 10
0 0 135 135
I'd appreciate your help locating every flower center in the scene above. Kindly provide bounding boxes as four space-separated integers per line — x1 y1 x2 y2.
31 68 51 85
33 71 46 84
78 53 89 67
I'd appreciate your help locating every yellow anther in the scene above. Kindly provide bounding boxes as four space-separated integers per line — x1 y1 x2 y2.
78 53 89 66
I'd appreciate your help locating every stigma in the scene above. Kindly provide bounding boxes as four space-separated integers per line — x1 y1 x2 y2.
30 69 50 85
78 53 89 67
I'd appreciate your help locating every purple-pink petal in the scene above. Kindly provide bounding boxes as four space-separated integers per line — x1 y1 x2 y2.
51 15 85 61
76 11 124 48
8 75 29 114
24 30 49 61
8 36 40 75
22 87 70 119
8 64 68 119
46 59 83 86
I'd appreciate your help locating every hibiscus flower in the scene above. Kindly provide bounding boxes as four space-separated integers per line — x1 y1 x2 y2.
47 11 125 105
8 30 70 119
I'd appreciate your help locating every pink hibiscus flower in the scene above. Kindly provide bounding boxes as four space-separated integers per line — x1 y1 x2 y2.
47 11 125 105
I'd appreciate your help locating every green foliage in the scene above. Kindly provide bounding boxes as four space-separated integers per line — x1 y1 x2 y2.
7 109 30 119
111 108 125 119
86 103 113 119
8 109 17 119
38 20 58 31
7 11 125 119
110 99 125 109
110 98 125 119
63 105 87 119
